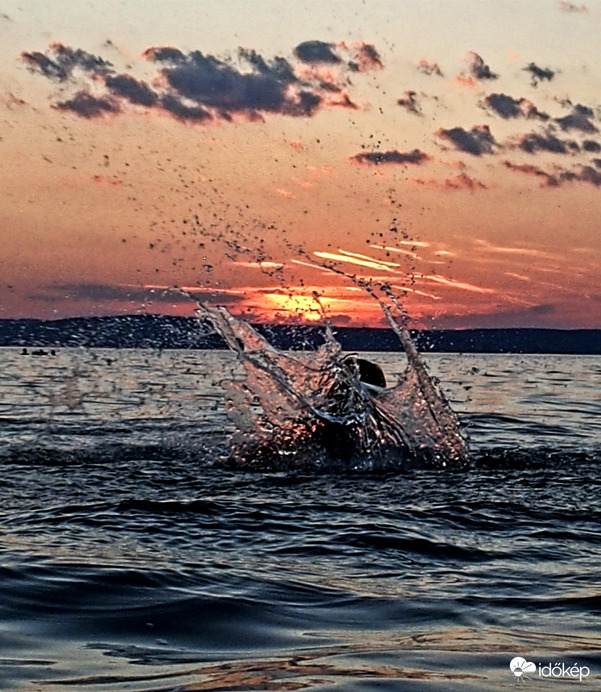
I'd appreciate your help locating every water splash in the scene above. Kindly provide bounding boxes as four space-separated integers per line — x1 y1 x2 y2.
197 292 470 471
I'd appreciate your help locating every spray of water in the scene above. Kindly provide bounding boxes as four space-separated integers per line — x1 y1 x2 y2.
197 285 470 471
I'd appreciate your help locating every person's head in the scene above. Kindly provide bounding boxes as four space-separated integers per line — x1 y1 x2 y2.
342 355 387 388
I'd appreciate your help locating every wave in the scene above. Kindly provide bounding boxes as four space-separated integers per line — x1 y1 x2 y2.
0 436 599 471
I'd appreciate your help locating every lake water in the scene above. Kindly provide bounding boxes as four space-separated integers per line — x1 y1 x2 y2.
0 347 600 690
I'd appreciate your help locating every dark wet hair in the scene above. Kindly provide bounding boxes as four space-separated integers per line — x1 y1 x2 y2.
343 356 387 388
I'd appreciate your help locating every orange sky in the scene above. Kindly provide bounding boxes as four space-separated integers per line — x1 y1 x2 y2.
2 1 601 328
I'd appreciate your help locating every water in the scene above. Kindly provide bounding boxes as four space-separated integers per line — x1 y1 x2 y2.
1 346 600 690
197 303 469 470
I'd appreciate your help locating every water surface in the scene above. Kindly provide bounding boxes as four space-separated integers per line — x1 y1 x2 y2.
1 348 600 690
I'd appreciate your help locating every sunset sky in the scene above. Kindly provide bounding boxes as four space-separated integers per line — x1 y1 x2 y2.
2 0 601 328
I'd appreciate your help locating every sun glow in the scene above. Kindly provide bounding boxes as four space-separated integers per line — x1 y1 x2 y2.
262 293 325 321
261 291 365 323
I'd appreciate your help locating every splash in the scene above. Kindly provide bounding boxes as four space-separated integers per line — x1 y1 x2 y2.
197 289 470 472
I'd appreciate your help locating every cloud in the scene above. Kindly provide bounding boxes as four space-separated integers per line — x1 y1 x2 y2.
233 261 285 269
294 40 384 73
573 102 594 117
34 283 247 304
22 42 113 81
313 250 399 273
24 41 379 123
347 42 383 72
159 93 213 122
416 58 443 77
351 149 429 165
437 125 496 155
523 62 555 86
559 164 601 186
151 47 312 117
56 92 120 118
414 272 495 294
503 160 559 186
34 283 178 303
515 130 578 154
412 172 487 191
555 107 598 133
105 74 158 106
466 51 498 80
144 46 186 63
482 93 549 120
293 40 342 64
397 90 421 115
504 159 601 187
453 75 479 90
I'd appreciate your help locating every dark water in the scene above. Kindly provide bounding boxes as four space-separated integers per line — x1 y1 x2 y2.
1 348 600 690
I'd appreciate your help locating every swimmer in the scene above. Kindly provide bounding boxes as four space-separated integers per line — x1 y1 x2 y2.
316 354 387 461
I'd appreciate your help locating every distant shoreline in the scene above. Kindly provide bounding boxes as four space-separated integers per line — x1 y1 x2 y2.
1 315 600 354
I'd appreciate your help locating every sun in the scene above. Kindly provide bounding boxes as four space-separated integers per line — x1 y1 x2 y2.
262 292 326 322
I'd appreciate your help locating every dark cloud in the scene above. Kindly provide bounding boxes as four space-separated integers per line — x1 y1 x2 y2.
527 304 555 314
416 58 443 77
413 172 487 191
483 93 521 118
351 149 429 165
524 62 555 86
105 74 158 106
558 99 594 116
516 131 578 154
555 108 598 133
347 43 383 72
437 125 496 155
504 160 601 187
143 46 186 63
23 40 381 123
467 52 498 80
288 90 323 117
35 283 176 303
141 45 338 118
160 93 212 122
445 173 487 190
22 42 113 81
573 103 594 117
560 164 601 186
239 47 297 82
482 93 549 120
55 92 120 118
503 160 559 186
35 283 247 305
157 50 296 113
317 80 342 93
293 40 341 64
397 90 421 115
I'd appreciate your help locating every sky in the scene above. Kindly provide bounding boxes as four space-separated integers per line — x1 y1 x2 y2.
2 0 601 329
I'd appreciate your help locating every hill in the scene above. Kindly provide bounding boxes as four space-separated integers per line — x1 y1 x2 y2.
0 315 599 354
